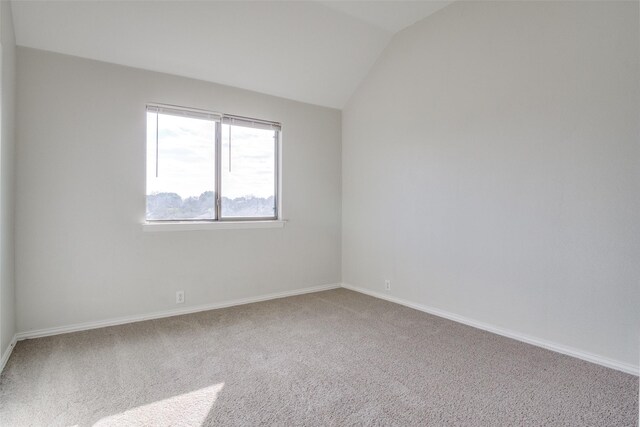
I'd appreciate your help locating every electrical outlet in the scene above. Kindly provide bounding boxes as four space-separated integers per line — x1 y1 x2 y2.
176 291 185 304
385 280 391 291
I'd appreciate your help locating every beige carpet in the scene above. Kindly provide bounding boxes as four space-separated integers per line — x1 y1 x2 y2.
0 289 637 426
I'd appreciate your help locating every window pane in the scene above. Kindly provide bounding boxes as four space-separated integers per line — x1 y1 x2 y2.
221 124 276 218
146 112 216 220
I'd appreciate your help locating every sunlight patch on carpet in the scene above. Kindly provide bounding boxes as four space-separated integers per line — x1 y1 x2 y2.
93 383 225 426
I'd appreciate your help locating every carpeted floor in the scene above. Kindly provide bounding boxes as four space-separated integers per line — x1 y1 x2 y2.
0 289 637 426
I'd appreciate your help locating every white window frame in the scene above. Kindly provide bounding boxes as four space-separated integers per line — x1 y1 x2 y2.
144 103 284 231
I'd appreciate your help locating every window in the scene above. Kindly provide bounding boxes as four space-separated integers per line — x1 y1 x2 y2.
146 105 279 222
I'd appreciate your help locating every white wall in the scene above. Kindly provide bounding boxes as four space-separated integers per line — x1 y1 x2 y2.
0 0 17 357
16 48 341 332
343 1 639 367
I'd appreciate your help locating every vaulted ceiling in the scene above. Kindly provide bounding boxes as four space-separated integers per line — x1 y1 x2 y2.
11 1 451 108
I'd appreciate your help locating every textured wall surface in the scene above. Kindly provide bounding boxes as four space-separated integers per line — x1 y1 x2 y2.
343 1 639 366
16 48 341 332
1 0 17 357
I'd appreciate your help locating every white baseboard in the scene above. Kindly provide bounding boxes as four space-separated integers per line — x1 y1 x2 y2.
11 282 638 377
0 334 18 374
15 283 341 341
341 283 639 376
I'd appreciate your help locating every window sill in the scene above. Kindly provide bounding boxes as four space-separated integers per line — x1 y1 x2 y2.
142 220 286 232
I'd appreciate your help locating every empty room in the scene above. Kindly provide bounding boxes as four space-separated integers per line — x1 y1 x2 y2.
0 0 638 425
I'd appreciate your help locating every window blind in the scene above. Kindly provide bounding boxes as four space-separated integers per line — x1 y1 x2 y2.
222 115 281 131
147 104 221 122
